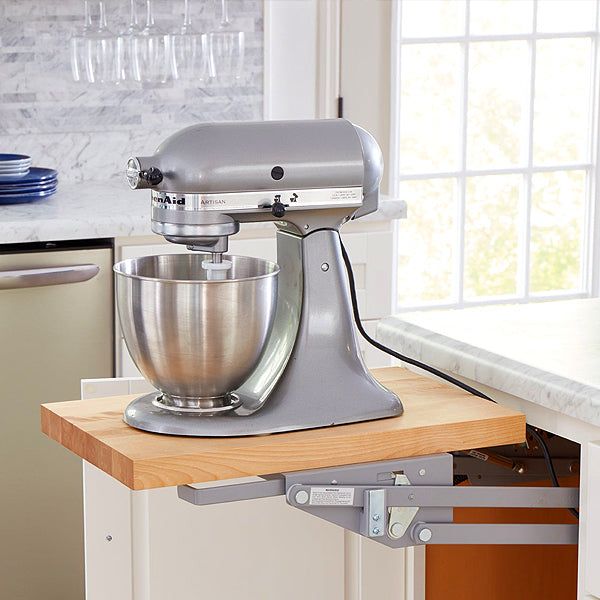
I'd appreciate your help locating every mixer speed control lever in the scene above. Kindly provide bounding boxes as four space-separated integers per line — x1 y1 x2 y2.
126 157 163 189
140 167 163 186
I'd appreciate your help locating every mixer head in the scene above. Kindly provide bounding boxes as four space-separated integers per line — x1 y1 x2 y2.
126 119 383 270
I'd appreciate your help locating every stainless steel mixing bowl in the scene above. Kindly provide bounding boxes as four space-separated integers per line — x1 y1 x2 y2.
114 253 279 409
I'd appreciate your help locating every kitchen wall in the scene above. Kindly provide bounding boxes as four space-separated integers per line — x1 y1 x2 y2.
0 0 263 182
340 0 392 193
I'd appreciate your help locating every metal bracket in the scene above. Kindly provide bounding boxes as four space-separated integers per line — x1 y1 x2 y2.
387 473 418 539
177 453 579 548
177 475 285 506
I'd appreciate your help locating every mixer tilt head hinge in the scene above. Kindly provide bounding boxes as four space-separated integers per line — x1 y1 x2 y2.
177 454 579 548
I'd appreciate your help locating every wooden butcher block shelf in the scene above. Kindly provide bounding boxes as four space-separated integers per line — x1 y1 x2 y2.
41 367 525 490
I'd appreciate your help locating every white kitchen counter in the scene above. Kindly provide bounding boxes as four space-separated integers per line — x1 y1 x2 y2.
0 180 406 245
378 299 600 428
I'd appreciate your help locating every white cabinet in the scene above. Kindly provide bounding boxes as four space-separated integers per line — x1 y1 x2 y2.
584 441 600 599
81 377 403 600
115 225 394 376
83 461 346 600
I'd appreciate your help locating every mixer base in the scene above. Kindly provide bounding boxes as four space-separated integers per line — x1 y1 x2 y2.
123 389 403 437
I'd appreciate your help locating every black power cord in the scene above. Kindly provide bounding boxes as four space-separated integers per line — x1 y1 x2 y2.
339 237 578 520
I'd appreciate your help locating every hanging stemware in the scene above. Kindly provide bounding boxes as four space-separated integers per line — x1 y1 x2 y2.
70 0 94 82
86 0 118 84
208 0 245 85
117 0 141 82
170 0 208 81
133 0 170 84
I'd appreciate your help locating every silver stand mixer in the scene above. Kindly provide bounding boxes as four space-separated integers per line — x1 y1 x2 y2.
116 119 402 436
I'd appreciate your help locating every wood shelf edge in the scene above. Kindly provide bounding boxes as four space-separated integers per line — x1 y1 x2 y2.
128 413 526 490
41 404 134 489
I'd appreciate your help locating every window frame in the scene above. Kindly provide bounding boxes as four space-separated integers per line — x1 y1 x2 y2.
389 0 600 312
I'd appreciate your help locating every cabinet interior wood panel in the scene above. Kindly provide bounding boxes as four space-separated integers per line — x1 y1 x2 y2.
425 477 579 600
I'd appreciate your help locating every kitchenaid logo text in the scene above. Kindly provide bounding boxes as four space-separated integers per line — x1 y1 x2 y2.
155 195 185 205
154 196 227 207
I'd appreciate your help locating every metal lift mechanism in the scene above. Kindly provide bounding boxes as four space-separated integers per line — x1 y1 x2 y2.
177 453 579 548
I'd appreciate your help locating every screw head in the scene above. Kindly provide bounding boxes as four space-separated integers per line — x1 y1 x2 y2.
372 527 381 535
331 480 338 485
106 535 113 542
372 513 380 521
418 528 433 543
304 224 310 230
419 469 426 476
295 490 309 505
321 262 330 272
390 522 404 538
408 493 415 501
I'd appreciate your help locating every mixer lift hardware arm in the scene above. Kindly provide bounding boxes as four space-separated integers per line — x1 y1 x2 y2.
177 454 579 548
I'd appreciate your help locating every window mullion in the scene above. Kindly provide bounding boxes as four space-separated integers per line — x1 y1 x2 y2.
398 163 593 181
584 1 600 296
389 1 403 197
455 0 471 307
400 31 596 45
518 0 538 300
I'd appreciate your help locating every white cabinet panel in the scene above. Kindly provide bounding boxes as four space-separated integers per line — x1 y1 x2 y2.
83 464 346 600
144 487 344 600
360 320 393 368
81 371 407 600
81 379 345 600
585 441 600 598
120 338 145 378
341 230 394 320
83 462 133 600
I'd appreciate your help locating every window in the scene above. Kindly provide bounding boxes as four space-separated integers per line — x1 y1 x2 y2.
390 0 600 310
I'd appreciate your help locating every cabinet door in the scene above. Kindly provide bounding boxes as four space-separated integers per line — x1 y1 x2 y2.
82 376 409 600
584 441 600 598
82 378 345 600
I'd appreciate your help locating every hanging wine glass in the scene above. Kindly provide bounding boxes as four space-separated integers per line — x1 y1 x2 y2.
208 0 245 85
170 0 208 81
133 0 170 84
70 0 94 82
117 0 141 82
86 0 118 84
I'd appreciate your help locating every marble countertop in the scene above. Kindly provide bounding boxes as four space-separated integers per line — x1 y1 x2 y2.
377 299 600 428
0 180 407 245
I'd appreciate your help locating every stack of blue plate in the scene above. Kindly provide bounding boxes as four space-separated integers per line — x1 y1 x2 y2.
0 154 58 205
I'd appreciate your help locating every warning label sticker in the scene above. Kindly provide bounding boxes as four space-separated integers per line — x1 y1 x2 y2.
309 487 355 506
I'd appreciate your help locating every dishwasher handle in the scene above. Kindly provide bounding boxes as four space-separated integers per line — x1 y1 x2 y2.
0 264 100 290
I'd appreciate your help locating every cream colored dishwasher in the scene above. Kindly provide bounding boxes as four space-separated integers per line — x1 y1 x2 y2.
0 239 113 600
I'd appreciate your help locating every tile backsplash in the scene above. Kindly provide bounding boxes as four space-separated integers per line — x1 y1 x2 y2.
0 0 263 181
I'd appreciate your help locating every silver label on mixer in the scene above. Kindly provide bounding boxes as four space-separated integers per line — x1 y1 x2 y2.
151 187 363 212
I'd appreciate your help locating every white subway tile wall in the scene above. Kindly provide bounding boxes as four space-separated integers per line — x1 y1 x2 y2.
0 0 263 181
